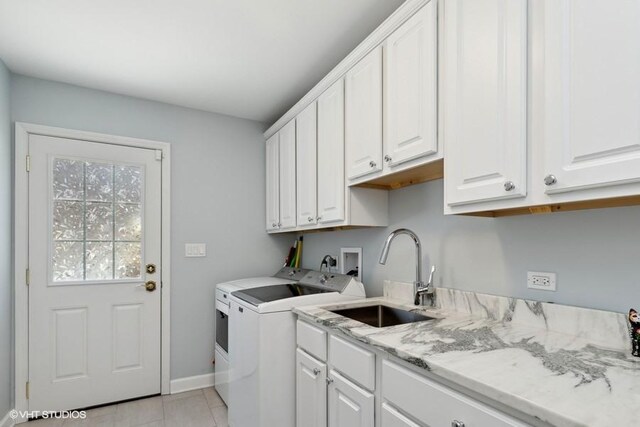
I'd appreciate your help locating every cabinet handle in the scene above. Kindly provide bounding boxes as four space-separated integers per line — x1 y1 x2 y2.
544 174 557 186
384 155 392 162
307 216 314 222
326 377 334 385
313 368 321 375
504 181 515 191
451 421 465 427
369 161 377 168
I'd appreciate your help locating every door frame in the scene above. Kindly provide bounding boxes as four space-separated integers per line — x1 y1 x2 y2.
14 122 172 418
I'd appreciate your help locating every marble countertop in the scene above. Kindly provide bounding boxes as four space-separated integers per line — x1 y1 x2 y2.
293 284 640 427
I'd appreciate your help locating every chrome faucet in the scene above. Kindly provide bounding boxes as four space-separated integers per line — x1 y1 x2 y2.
378 228 435 306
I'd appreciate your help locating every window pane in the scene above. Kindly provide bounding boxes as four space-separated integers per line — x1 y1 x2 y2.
53 159 84 200
86 202 113 241
53 201 84 241
115 165 142 203
115 242 141 279
85 242 113 280
53 241 84 281
86 163 114 202
115 203 141 241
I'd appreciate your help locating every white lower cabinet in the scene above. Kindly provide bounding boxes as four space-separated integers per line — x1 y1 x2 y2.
328 370 375 427
381 403 420 427
297 349 327 427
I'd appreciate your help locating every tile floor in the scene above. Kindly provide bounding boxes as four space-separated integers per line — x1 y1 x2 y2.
26 387 227 427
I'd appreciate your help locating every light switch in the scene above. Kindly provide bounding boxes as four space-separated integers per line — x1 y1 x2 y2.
185 243 206 257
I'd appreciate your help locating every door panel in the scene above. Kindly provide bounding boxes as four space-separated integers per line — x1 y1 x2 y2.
29 134 161 412
296 349 327 427
381 403 421 427
346 47 383 180
444 0 528 206
328 370 374 427
265 134 280 231
279 120 297 230
296 102 318 227
384 2 438 167
317 79 346 224
543 0 640 194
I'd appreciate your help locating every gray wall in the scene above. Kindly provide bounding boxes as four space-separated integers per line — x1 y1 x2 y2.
10 74 290 380
0 60 12 418
302 180 640 313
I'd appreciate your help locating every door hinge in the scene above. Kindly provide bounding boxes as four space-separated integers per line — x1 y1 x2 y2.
26 155 31 172
25 268 30 286
26 381 29 399
155 150 163 161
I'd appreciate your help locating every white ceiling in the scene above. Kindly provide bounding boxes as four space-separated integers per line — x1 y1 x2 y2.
0 0 404 124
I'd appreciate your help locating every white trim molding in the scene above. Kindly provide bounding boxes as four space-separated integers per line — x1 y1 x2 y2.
1 410 16 427
169 373 216 395
263 0 432 139
13 122 172 421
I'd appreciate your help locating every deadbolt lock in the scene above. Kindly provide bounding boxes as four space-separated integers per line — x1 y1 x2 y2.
145 281 157 292
146 264 157 274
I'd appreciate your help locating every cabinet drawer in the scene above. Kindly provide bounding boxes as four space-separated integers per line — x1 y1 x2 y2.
329 335 375 391
381 403 420 427
382 360 527 427
297 320 327 361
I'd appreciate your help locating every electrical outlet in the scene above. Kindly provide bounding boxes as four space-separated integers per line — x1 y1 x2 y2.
527 271 556 291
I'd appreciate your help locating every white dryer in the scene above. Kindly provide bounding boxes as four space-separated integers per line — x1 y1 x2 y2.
228 271 365 427
214 267 308 405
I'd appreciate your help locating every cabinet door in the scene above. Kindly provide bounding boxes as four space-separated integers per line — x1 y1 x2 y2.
296 102 318 227
328 370 374 427
296 349 327 427
317 79 346 224
345 46 383 180
265 134 280 231
542 0 640 195
443 0 528 206
279 120 297 230
383 2 438 167
381 403 420 427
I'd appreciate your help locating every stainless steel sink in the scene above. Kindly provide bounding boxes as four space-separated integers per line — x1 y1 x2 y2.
329 305 436 328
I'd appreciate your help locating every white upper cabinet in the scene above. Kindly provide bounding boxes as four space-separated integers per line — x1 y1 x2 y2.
383 1 438 168
278 120 297 230
296 102 318 227
542 0 640 195
443 0 528 206
265 134 280 231
317 79 346 224
345 46 383 180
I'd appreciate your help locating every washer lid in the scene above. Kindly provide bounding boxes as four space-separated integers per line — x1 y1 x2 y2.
231 284 331 307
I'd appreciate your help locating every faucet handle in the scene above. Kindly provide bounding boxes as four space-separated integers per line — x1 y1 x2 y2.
427 265 436 287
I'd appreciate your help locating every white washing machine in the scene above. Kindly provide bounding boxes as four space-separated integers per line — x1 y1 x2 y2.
214 267 308 405
228 271 366 427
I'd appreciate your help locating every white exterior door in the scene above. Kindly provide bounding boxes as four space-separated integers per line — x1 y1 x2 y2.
296 102 318 227
542 0 640 194
317 79 346 224
265 134 280 231
443 0 528 206
28 134 162 412
328 370 374 427
296 349 327 427
345 46 383 180
383 1 438 168
279 120 297 230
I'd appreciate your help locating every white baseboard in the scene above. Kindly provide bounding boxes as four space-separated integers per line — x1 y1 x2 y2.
169 373 215 394
1 410 16 427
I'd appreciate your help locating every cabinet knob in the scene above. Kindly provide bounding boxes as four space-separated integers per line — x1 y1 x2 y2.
316 215 322 221
369 161 377 168
544 174 557 186
313 368 321 375
504 181 515 191
451 421 465 427
271 222 277 228
277 222 282 228
384 155 392 162
307 216 314 222
326 377 334 385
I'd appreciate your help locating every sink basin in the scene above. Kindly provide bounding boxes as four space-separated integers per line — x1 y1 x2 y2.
330 305 436 328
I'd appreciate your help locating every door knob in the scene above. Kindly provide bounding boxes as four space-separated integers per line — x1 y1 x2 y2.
138 281 156 292
544 174 557 186
504 181 515 191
